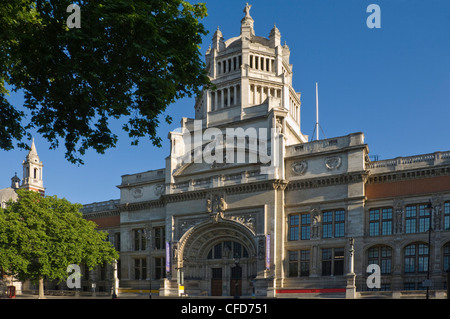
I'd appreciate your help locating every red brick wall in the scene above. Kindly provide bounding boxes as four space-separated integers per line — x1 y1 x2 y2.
89 215 120 229
366 175 450 199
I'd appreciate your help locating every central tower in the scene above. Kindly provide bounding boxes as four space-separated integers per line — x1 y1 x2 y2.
194 3 308 145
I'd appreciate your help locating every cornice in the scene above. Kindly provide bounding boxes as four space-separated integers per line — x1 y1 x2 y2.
286 171 369 191
366 164 450 185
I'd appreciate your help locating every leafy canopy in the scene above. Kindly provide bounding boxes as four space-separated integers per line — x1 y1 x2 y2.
0 0 210 164
0 189 119 283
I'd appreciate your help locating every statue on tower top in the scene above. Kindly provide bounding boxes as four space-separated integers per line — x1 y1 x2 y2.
244 3 252 18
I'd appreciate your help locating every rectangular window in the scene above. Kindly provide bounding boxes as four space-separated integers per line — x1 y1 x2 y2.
406 204 431 233
322 248 332 276
155 257 166 279
289 215 299 241
288 251 298 277
369 209 380 236
322 210 345 238
301 214 311 240
334 210 345 237
134 229 146 251
154 227 165 250
418 204 430 232
381 208 393 235
405 206 417 234
322 211 333 238
322 248 345 276
134 258 147 280
369 208 393 236
444 202 450 230
300 250 310 277
333 248 344 276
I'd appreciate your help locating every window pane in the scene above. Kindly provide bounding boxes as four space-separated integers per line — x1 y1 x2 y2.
382 221 392 235
323 224 332 238
406 206 416 218
335 222 344 237
370 222 379 236
405 219 416 233
323 211 333 223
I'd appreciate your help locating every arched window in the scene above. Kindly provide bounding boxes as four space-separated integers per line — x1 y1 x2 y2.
404 243 428 274
443 243 450 272
207 241 249 260
368 245 392 274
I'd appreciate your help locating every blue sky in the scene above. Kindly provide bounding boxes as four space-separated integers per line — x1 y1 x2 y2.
1 0 449 205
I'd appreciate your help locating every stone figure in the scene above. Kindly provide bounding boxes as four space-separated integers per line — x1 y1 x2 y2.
244 3 252 18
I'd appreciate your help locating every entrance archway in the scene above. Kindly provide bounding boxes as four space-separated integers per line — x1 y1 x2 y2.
177 219 257 296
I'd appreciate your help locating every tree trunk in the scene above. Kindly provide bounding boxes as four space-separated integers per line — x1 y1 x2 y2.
38 277 45 299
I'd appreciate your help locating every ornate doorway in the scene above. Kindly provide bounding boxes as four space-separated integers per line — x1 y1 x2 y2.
177 219 257 296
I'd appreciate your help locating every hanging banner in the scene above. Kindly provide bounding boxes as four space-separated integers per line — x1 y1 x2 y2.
166 241 171 273
266 234 270 270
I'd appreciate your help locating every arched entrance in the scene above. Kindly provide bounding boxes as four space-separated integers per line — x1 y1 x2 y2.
177 219 258 296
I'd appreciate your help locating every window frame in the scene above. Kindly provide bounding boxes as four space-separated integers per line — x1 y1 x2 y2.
322 209 345 238
369 207 393 236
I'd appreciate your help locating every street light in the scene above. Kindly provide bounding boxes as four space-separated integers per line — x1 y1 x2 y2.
425 202 433 299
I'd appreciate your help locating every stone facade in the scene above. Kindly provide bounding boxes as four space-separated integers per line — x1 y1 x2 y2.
80 5 450 298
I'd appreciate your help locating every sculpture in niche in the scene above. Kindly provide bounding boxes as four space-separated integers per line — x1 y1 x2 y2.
311 209 321 239
325 156 342 170
292 160 307 175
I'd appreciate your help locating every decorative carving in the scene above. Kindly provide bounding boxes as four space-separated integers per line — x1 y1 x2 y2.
229 214 256 233
325 156 342 170
432 195 443 230
132 187 143 198
292 160 307 175
393 199 404 233
207 192 227 222
310 206 321 239
154 184 164 196
179 218 205 238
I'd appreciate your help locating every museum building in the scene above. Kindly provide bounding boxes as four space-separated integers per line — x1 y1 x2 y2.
3 4 449 298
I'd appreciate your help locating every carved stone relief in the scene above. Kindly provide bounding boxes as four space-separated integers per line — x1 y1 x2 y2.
325 156 342 170
132 187 143 199
292 160 307 175
154 184 164 196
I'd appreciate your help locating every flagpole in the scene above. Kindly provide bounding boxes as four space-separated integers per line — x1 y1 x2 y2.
315 82 319 141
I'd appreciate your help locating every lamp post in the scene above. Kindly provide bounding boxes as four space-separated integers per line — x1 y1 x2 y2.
425 202 433 299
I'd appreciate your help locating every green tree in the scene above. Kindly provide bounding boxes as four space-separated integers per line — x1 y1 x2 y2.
0 0 210 164
0 189 119 298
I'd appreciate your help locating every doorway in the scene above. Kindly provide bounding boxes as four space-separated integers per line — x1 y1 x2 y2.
230 264 242 297
211 268 222 296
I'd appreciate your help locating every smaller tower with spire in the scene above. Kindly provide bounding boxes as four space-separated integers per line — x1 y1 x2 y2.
21 138 45 196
